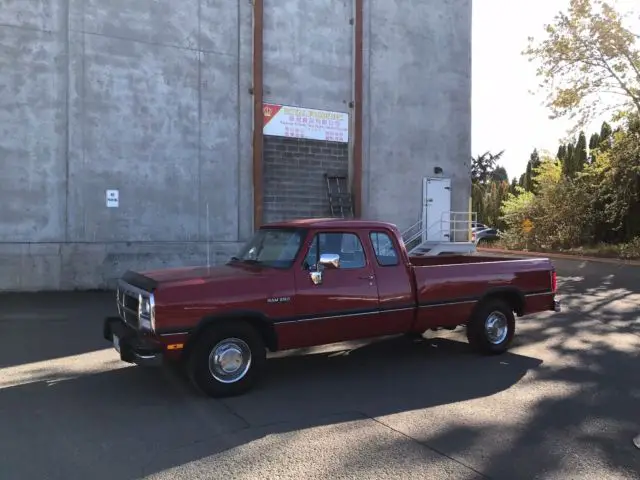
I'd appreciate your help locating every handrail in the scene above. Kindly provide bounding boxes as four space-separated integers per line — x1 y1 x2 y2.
402 211 478 246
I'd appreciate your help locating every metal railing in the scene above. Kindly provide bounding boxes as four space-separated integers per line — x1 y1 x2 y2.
401 211 478 246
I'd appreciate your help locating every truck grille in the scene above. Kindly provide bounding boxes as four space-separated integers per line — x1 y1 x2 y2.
116 282 142 329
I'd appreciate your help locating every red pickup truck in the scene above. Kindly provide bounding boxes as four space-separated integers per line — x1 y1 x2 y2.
103 218 560 397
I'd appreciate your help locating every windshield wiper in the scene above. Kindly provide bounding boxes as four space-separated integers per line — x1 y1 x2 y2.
242 259 262 265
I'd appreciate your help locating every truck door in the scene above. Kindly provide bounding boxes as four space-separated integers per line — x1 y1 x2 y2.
274 230 381 349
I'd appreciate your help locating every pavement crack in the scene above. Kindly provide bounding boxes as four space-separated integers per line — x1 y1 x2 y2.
220 399 251 429
363 413 492 480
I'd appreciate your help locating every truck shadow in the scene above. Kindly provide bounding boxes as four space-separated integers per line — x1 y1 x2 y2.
0 335 542 480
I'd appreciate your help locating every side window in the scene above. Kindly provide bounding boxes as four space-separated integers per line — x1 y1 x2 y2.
304 232 366 270
369 232 399 266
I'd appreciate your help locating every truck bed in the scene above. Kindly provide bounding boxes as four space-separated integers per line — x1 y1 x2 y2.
409 254 523 267
408 255 555 332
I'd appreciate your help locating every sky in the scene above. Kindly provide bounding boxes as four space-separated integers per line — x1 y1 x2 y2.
472 0 639 180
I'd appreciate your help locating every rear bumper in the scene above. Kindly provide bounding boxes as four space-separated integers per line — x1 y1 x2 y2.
103 316 164 367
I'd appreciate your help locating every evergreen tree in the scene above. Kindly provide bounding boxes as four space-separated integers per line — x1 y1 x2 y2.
524 161 533 191
491 166 508 183
599 121 613 151
509 177 518 195
557 145 567 162
563 142 576 177
574 131 588 172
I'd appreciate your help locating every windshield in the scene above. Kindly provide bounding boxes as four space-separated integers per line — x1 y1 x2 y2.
230 228 305 269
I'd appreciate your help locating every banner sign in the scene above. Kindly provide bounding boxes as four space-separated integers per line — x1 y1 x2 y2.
263 103 349 143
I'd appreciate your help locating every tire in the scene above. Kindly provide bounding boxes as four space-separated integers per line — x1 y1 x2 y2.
466 299 515 355
186 321 266 398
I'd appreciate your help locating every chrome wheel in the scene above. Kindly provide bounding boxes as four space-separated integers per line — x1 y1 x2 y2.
484 311 508 344
208 338 252 384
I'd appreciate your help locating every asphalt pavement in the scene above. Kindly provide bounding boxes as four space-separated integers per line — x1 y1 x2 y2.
0 257 639 479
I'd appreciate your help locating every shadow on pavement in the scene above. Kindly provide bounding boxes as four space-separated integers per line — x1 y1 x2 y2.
0 335 540 480
0 291 116 368
1 258 639 479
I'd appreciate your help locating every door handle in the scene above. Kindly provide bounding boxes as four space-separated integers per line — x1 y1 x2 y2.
358 274 374 280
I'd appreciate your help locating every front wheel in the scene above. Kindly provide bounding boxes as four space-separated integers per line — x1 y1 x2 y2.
187 321 266 398
466 299 515 355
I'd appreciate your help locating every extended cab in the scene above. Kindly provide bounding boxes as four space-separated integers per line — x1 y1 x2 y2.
103 218 560 397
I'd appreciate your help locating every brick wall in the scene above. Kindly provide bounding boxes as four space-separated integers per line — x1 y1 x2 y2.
263 136 349 223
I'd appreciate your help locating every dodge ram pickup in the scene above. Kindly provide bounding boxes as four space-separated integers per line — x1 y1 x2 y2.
103 218 560 397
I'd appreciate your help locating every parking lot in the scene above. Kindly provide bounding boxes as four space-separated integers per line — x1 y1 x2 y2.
1 256 639 479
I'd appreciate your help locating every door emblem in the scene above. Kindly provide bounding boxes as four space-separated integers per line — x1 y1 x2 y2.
267 297 291 304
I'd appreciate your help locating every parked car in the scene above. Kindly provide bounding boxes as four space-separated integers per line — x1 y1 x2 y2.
104 218 560 398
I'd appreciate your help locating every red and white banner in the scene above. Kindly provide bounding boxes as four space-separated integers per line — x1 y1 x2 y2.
263 103 349 143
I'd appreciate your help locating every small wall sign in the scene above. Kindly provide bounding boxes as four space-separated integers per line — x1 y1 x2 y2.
106 189 119 208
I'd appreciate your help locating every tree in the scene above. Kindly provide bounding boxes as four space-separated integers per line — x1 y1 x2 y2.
524 0 640 131
524 161 533 191
509 177 519 195
563 142 577 177
557 145 567 162
492 166 509 183
471 150 505 185
599 120 613 150
525 149 542 193
574 131 588 171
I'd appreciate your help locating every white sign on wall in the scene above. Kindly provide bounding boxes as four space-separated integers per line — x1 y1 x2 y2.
106 189 119 208
263 103 349 143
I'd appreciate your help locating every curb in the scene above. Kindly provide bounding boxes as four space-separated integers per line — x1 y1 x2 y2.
477 247 640 267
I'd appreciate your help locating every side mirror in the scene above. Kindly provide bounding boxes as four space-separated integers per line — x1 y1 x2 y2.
318 253 340 269
309 253 340 285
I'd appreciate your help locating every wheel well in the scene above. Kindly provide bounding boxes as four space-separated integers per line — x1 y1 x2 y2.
183 314 278 359
476 289 525 317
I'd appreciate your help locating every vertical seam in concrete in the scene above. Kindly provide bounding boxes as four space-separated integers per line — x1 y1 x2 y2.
63 0 70 243
80 0 87 240
353 0 364 218
197 0 202 241
365 0 372 210
236 0 241 241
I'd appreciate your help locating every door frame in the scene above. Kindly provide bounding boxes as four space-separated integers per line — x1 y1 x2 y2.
422 177 452 242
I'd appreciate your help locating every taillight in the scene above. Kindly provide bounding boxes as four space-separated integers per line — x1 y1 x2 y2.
551 270 557 293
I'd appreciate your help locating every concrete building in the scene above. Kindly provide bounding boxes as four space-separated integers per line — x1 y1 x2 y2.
0 0 471 291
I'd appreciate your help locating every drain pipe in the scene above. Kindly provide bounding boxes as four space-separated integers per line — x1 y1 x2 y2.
252 0 265 230
352 0 364 218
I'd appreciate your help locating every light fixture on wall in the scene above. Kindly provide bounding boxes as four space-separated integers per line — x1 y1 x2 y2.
434 166 443 175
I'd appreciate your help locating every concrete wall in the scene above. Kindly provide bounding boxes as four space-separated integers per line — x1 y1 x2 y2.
263 0 353 112
0 0 252 290
0 0 471 291
362 0 472 232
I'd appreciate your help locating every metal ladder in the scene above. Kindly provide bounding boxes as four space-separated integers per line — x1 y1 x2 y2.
324 174 354 218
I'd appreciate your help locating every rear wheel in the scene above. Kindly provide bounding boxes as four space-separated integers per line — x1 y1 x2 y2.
187 321 266 398
466 299 515 355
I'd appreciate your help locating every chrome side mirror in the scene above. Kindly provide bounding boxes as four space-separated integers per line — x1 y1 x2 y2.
318 253 340 269
309 253 340 285
310 270 323 285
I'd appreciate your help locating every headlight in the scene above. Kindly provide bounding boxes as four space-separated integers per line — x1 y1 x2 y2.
138 294 155 332
140 297 151 315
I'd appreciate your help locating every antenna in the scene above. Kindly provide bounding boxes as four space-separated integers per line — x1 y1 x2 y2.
206 202 211 274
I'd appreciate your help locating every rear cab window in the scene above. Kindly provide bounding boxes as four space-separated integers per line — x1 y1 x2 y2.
369 231 399 266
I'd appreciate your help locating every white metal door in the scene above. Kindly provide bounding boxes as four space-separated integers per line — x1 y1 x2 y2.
421 177 452 242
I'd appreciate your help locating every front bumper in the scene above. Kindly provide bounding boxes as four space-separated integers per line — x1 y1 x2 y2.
103 316 164 367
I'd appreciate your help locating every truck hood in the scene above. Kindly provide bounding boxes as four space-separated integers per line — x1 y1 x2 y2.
121 264 259 291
